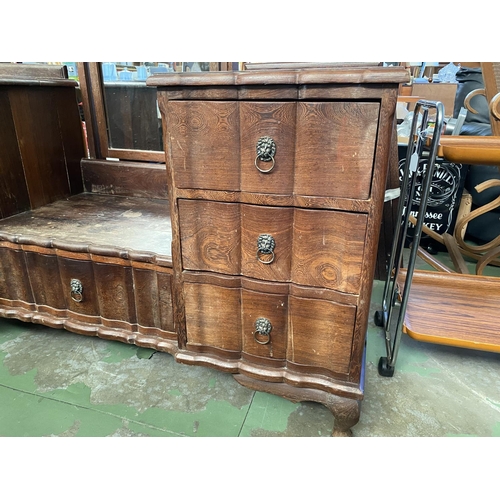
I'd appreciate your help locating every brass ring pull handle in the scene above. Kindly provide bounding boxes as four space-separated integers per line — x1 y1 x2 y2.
464 88 486 114
253 317 272 345
70 278 83 303
489 92 500 121
254 136 276 173
257 233 275 265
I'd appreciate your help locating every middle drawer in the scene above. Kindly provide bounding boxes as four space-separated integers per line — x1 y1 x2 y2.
178 199 368 295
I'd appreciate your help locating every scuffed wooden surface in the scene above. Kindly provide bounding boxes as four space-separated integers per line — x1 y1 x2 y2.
0 193 172 258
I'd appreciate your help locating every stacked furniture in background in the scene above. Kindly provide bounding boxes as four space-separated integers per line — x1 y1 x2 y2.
453 65 500 245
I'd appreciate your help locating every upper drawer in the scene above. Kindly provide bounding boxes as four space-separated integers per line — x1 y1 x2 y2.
167 100 379 200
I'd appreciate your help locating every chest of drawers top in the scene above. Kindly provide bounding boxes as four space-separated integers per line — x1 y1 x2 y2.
147 67 409 89
148 67 408 211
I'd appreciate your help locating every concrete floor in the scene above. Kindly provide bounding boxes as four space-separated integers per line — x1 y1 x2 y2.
1 254 499 437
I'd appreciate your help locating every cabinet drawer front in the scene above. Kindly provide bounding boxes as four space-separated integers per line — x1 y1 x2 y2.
240 102 296 195
184 280 242 353
179 199 241 275
294 101 379 199
292 208 368 294
168 101 240 191
288 295 356 375
168 100 379 201
0 247 33 306
241 204 293 282
133 268 175 334
58 257 100 319
179 200 367 294
25 252 66 310
242 288 287 359
93 262 136 327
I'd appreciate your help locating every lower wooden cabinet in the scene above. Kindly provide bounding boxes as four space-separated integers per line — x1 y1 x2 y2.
0 241 176 347
149 67 409 436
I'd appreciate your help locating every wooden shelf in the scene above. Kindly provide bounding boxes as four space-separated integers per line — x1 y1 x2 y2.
397 269 500 353
438 136 500 166
0 193 172 263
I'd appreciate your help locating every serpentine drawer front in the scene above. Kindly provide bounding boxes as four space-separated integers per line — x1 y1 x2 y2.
178 199 368 294
167 100 379 200
0 239 175 341
149 67 408 436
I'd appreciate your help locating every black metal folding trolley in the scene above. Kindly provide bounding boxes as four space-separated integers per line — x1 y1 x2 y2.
375 99 446 376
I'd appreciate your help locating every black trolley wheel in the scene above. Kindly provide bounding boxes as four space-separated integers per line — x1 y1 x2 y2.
374 310 385 328
378 357 395 377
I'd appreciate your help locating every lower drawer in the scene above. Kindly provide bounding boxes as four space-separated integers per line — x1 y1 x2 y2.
0 243 175 340
182 273 357 376
0 246 35 310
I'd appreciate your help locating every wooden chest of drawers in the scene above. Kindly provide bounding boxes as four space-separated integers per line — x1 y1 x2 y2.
149 67 408 436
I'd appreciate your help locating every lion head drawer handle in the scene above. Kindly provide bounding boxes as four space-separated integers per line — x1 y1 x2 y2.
70 278 83 303
255 136 276 173
254 317 272 345
257 233 275 264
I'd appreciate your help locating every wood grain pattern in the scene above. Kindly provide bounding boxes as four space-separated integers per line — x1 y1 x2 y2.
168 100 240 191
178 199 241 274
240 102 296 195
157 271 175 334
25 252 66 312
133 268 162 332
294 101 379 200
292 209 368 294
288 295 356 374
240 204 293 282
242 288 288 360
0 63 69 81
158 91 187 348
0 79 85 220
81 159 168 199
176 188 372 212
233 374 361 436
0 90 30 219
0 247 33 306
0 193 172 260
184 281 242 352
147 67 410 88
166 99 380 204
93 261 137 327
9 87 72 208
399 269 500 351
57 257 100 322
54 86 85 194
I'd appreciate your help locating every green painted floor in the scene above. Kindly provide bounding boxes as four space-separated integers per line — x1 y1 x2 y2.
1 252 499 437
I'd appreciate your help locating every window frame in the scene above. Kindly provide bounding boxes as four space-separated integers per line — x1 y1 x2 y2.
77 62 234 162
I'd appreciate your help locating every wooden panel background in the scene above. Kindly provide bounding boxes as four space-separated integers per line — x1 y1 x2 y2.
0 90 30 218
0 84 85 218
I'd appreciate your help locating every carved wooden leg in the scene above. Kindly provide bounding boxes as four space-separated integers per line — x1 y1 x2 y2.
324 395 361 437
233 374 362 437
